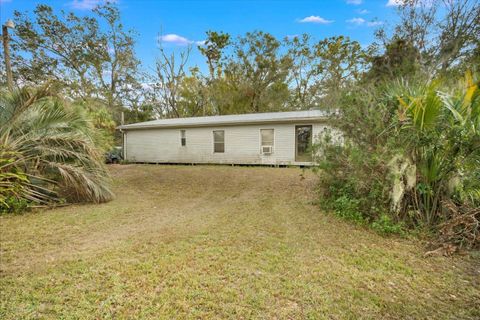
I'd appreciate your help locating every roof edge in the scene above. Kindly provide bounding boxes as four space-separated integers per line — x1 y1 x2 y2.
117 115 328 130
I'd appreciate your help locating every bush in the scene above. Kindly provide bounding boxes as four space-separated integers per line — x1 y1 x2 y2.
315 128 391 227
331 195 364 223
0 196 29 214
0 87 114 210
0 152 32 214
372 215 404 235
315 72 480 247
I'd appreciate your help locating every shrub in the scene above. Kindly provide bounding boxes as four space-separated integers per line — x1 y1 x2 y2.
331 195 364 223
0 87 114 212
0 151 37 213
315 72 480 247
371 215 404 235
0 196 29 215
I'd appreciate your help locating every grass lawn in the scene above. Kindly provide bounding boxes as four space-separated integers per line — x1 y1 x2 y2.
1 165 479 319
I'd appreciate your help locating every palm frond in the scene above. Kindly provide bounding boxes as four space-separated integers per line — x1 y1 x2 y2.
1 87 114 209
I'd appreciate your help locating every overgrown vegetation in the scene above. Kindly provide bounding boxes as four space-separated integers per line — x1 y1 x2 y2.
316 74 479 244
0 87 113 213
310 0 480 250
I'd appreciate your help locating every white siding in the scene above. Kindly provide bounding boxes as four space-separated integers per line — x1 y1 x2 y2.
124 123 328 165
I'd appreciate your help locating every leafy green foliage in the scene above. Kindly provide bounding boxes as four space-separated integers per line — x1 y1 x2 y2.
313 35 369 106
225 31 292 113
8 0 480 128
374 0 479 76
121 103 155 124
198 31 230 81
0 87 114 211
74 99 116 151
0 196 29 215
0 152 31 214
11 2 140 130
330 195 364 223
391 72 480 223
366 39 421 83
180 32 370 114
372 215 404 235
315 72 480 243
285 35 370 109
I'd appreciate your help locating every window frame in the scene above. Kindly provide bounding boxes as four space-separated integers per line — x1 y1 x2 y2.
259 128 275 154
180 129 186 147
213 130 225 153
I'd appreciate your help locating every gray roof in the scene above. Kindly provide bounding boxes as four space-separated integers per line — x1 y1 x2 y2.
118 110 329 130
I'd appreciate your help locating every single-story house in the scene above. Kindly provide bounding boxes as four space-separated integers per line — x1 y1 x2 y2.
117 110 330 166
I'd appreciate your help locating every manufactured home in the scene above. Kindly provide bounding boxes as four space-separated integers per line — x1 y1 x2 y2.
117 110 330 166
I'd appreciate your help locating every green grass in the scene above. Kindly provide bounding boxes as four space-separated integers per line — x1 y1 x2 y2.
1 165 479 319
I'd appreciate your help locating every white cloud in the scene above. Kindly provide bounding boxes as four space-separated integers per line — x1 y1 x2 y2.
346 0 362 5
367 21 384 27
159 34 192 46
298 15 334 24
347 17 383 27
68 0 116 10
356 9 369 14
158 34 205 46
0 0 13 4
387 0 433 7
347 17 366 25
386 0 404 6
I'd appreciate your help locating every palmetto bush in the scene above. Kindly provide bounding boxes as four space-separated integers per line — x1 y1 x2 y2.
392 73 480 225
0 87 113 212
316 72 479 246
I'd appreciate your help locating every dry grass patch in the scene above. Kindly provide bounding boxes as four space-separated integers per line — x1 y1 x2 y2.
1 165 479 319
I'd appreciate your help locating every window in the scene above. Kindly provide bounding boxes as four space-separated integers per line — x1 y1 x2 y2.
180 130 186 146
213 130 224 153
260 129 274 147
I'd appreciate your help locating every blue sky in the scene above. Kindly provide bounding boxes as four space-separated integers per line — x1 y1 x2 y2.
0 0 402 73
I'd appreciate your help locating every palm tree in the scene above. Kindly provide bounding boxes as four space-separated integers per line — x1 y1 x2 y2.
0 86 114 208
